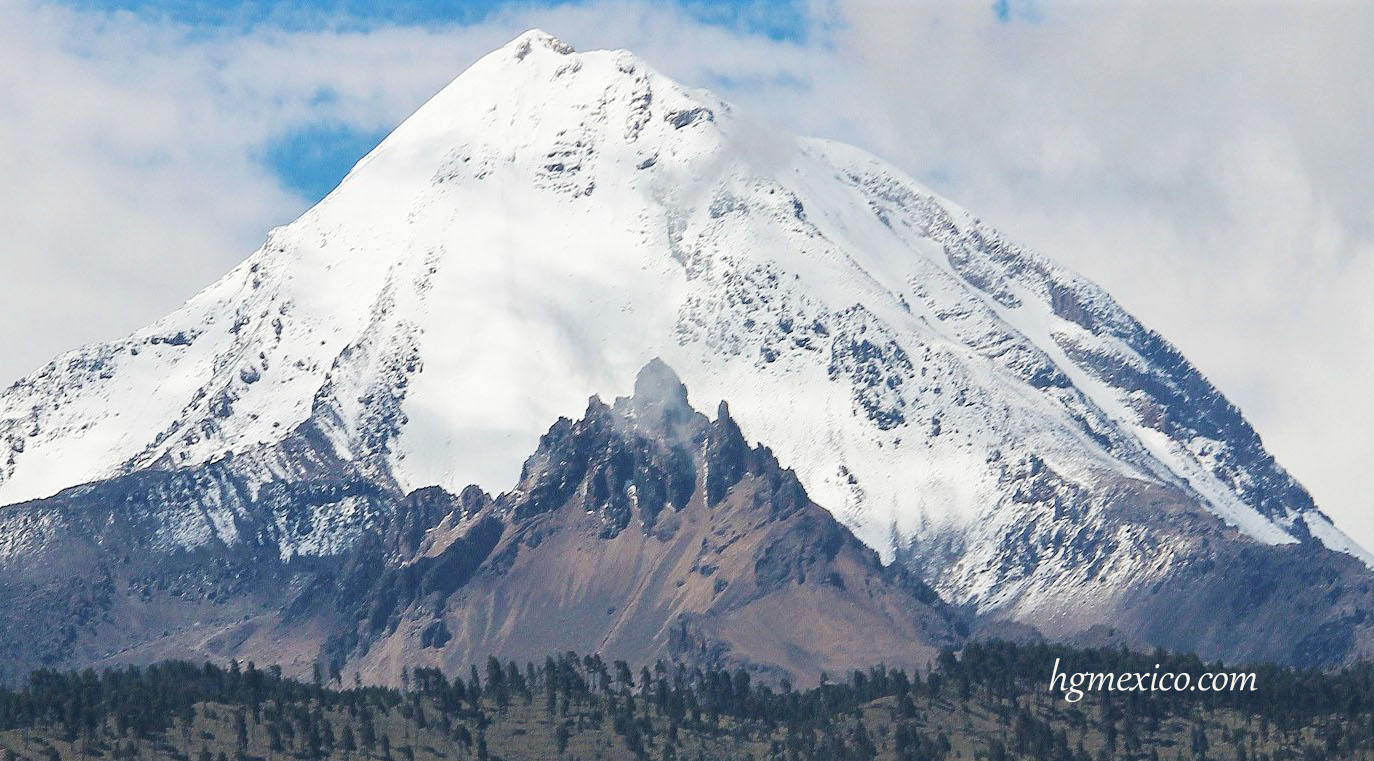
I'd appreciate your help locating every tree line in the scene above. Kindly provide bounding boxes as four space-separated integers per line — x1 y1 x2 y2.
4 641 1374 760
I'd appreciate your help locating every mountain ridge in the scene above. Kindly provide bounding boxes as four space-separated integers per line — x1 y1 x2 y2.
1 30 1370 664
3 359 1374 682
0 360 968 685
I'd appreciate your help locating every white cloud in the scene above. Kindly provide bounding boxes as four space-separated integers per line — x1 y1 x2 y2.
1 0 1370 548
820 1 1374 548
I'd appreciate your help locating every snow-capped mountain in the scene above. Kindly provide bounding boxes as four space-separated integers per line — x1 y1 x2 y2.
1 31 1367 644
0 361 965 683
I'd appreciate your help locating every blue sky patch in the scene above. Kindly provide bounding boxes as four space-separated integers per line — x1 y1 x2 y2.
261 123 390 202
66 0 563 32
65 0 809 39
992 0 1042 24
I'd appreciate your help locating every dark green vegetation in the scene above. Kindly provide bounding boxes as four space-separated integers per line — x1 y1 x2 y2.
5 642 1374 761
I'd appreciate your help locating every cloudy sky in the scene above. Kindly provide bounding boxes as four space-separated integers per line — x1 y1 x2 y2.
2 0 1370 545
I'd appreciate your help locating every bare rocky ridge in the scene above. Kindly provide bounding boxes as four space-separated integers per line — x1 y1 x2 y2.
2 360 1374 685
0 462 398 683
323 360 964 684
0 362 964 684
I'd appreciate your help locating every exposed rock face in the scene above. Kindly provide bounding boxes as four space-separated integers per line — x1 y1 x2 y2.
0 462 398 682
3 361 1374 683
0 362 963 685
320 359 964 684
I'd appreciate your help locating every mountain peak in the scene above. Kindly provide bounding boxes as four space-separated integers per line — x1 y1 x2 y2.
505 28 575 61
2 32 1370 671
632 358 689 409
331 26 725 205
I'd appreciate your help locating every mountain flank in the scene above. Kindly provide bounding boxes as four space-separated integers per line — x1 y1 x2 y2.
0 361 963 686
1 29 1372 676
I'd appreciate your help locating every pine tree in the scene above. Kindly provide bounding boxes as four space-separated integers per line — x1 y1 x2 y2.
556 721 571 754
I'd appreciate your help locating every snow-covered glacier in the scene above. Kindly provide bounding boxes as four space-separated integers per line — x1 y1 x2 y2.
2 31 1366 628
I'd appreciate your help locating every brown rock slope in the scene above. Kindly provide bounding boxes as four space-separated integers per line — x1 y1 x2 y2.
320 360 965 684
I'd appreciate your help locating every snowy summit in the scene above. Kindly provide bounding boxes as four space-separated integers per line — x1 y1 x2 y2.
1 31 1366 632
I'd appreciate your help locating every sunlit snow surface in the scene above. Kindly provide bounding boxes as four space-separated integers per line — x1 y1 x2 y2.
1 32 1365 608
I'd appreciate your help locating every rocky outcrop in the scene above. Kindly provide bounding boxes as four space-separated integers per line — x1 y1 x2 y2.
318 360 964 684
0 361 965 685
